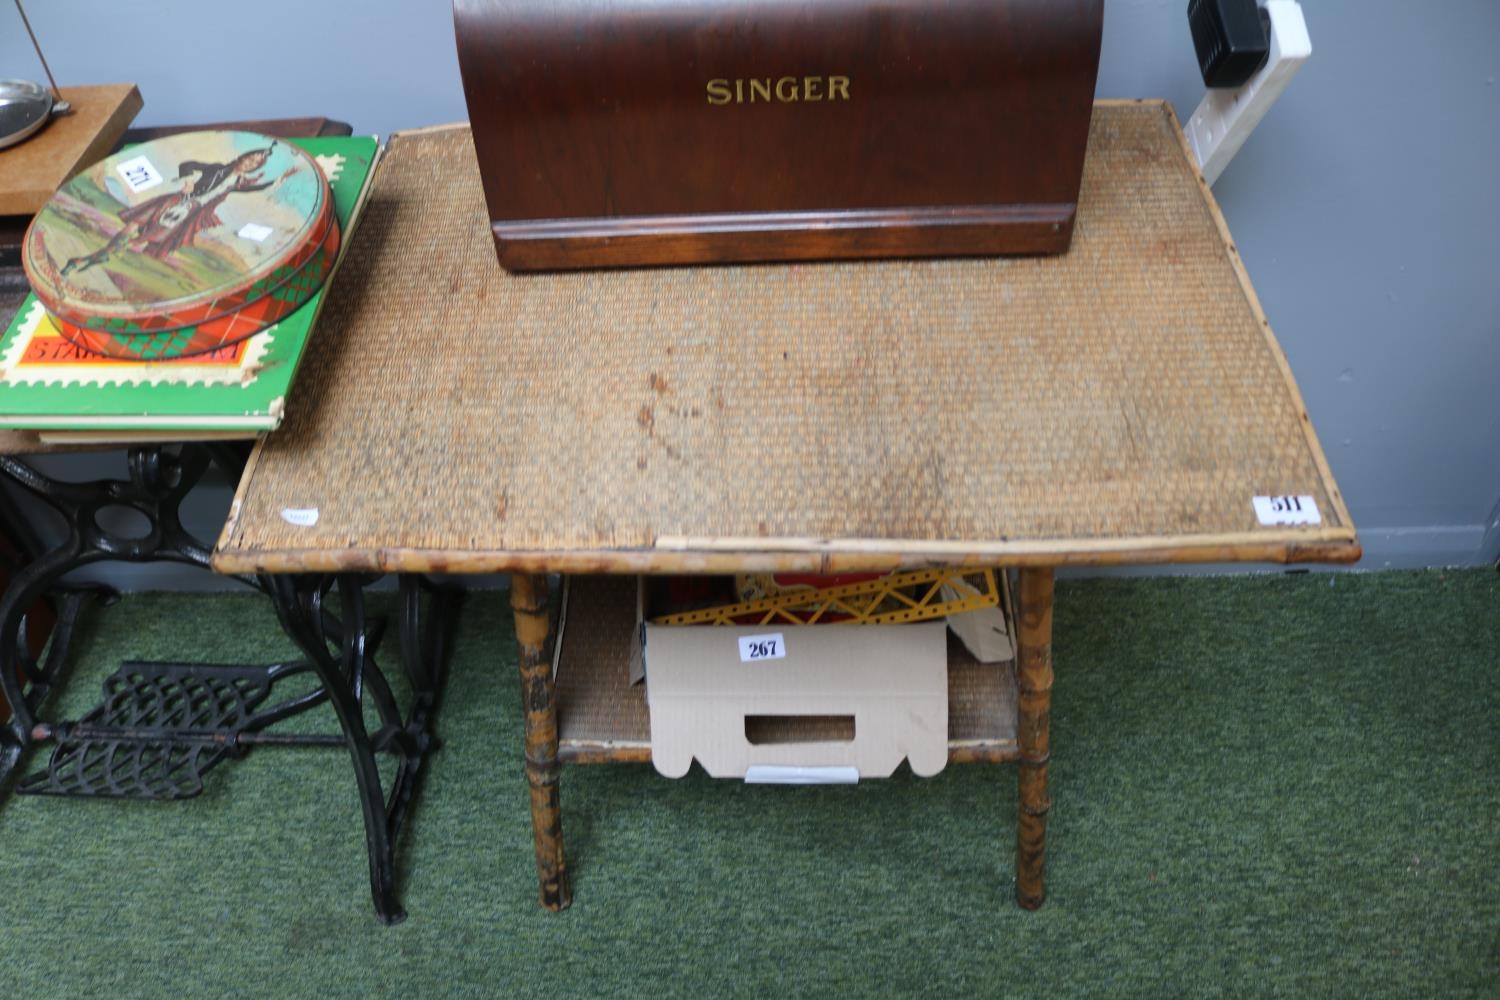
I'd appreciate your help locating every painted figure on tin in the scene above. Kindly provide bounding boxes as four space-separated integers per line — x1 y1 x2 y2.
62 145 281 275
22 130 327 323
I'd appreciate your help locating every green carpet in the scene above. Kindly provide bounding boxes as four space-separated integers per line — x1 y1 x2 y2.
1 570 1496 998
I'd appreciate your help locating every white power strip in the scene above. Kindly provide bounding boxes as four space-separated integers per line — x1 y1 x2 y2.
1185 0 1312 185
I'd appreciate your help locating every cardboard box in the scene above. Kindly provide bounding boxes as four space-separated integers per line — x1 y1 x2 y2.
944 575 1016 664
639 580 950 782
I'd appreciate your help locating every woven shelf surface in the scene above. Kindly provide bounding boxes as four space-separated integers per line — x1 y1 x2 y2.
214 102 1357 574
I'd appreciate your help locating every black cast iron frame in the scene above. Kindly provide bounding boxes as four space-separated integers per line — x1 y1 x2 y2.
0 443 459 924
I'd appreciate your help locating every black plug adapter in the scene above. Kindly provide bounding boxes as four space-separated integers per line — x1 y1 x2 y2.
1188 0 1271 88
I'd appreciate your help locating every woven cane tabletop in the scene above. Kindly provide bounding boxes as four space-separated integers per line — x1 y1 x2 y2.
213 101 1357 575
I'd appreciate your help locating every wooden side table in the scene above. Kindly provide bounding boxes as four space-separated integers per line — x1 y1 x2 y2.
212 102 1360 912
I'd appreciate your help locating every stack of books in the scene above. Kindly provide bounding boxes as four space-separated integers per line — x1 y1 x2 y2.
0 134 379 444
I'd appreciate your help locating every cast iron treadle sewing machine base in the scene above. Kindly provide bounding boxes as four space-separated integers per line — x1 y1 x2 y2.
17 658 353 799
0 444 463 925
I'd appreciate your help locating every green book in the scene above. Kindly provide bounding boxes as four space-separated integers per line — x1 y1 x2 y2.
0 135 380 440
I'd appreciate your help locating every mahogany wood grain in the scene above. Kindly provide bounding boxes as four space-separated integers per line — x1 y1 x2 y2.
454 0 1103 269
119 117 354 144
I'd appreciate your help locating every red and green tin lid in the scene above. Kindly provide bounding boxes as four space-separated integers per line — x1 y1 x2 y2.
22 130 332 356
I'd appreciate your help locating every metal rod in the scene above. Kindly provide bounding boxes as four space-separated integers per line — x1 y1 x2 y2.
235 731 348 748
34 722 348 749
12 0 64 101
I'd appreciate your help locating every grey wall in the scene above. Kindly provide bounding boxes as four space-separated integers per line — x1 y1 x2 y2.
4 1 1498 586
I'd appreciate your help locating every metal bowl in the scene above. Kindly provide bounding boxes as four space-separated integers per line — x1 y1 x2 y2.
0 78 54 150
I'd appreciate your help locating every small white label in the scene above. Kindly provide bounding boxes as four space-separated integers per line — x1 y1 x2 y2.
115 155 164 194
738 633 786 662
1253 495 1321 526
280 507 319 527
237 222 275 243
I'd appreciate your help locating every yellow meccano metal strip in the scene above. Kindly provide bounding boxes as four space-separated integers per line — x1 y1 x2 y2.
650 567 999 626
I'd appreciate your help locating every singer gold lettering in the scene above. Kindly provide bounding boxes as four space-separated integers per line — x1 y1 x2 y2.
706 75 852 105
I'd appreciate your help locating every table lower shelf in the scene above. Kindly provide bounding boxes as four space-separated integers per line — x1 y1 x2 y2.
552 575 1019 766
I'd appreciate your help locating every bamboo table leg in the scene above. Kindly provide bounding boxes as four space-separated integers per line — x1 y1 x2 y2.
1015 566 1055 909
510 573 572 911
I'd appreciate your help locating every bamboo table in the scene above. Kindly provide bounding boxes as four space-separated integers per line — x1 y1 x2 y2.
211 101 1360 912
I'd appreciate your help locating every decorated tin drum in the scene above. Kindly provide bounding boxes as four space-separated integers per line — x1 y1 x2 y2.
22 130 330 336
48 210 341 361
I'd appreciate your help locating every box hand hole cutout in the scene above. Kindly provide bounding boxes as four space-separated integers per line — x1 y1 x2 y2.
745 715 857 746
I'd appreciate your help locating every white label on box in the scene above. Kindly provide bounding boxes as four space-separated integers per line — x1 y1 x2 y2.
738 633 786 662
237 222 275 243
115 155 164 194
1253 495 1321 526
